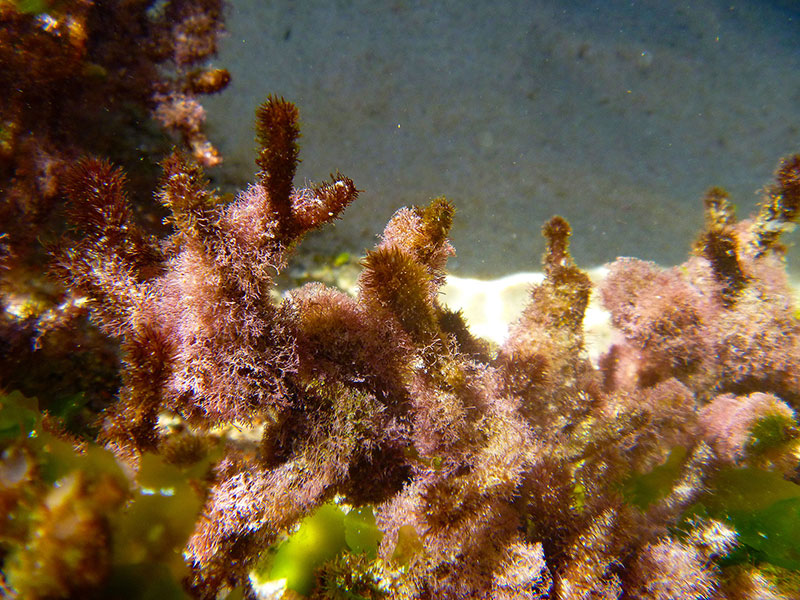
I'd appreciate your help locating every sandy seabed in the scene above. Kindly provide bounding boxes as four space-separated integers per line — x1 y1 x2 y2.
203 0 800 278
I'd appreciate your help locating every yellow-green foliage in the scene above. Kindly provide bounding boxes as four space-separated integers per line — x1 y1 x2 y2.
622 447 688 510
253 502 383 597
746 413 798 456
690 467 800 570
10 0 49 15
0 391 210 599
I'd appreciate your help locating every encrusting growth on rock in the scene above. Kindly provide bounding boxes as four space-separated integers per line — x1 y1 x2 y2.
24 91 800 598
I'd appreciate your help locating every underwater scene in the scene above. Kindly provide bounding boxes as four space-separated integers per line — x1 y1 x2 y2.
1 0 800 598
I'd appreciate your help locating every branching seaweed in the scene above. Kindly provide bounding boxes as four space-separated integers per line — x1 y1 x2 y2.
3 93 800 599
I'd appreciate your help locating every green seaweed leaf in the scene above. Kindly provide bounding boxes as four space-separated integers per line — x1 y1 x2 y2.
343 505 382 559
12 0 50 15
688 467 800 570
622 446 687 509
0 391 39 442
268 503 348 595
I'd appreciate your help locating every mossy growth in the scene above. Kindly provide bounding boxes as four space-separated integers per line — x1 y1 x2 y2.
315 552 387 600
361 247 439 343
0 119 14 155
755 563 800 598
